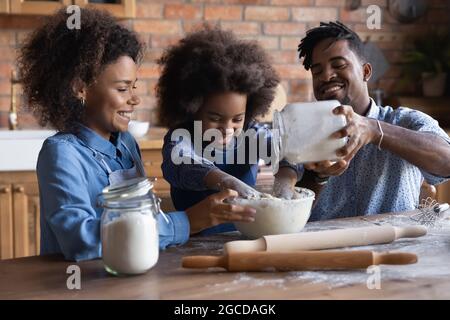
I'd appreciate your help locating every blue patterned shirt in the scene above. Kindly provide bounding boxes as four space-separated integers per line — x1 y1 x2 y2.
310 98 450 221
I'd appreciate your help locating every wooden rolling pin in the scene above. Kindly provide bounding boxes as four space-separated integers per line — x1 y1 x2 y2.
182 250 418 272
224 225 427 254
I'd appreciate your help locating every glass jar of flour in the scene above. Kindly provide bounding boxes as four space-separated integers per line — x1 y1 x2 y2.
272 100 348 173
99 177 161 276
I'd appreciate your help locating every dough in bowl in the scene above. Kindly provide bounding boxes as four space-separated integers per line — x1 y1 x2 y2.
232 188 315 239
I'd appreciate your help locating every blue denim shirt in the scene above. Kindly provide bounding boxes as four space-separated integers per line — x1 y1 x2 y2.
37 125 190 261
310 99 450 221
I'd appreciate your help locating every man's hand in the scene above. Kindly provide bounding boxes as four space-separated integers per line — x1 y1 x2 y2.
305 105 380 178
304 159 347 177
331 105 379 161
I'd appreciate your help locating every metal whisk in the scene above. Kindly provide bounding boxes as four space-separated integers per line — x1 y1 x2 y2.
411 197 450 227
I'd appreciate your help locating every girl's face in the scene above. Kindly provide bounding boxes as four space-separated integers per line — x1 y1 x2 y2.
83 55 140 140
196 92 247 146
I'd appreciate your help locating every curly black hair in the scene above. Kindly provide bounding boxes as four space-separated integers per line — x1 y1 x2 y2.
298 21 366 70
156 26 280 129
17 7 145 132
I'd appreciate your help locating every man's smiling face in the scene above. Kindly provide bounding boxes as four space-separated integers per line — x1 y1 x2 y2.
311 38 371 111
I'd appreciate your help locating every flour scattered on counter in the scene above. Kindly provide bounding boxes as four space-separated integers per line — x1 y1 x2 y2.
173 233 238 253
234 274 287 288
178 210 450 290
281 211 450 288
201 211 450 289
205 273 288 292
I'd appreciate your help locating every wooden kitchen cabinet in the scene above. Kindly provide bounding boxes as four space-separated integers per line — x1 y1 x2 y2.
10 0 71 15
137 127 171 199
74 0 135 18
0 172 39 260
141 149 171 198
136 127 175 211
0 0 9 13
0 184 13 259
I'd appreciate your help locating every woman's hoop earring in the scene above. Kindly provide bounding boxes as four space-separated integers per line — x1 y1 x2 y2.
80 98 85 107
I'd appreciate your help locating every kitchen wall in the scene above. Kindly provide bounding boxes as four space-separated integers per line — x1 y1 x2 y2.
0 0 449 129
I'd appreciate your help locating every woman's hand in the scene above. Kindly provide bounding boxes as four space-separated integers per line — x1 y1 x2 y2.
185 189 256 235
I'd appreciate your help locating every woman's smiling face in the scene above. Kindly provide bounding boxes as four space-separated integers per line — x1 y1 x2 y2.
83 55 140 140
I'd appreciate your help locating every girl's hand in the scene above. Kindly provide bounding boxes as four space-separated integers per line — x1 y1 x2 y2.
217 175 262 199
205 169 262 199
185 189 256 235
273 176 300 199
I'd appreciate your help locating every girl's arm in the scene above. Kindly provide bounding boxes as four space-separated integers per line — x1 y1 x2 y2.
161 130 216 191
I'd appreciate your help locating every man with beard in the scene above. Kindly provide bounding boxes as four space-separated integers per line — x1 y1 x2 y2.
294 21 450 220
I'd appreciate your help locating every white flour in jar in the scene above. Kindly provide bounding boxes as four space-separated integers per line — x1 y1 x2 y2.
102 212 158 275
273 100 347 164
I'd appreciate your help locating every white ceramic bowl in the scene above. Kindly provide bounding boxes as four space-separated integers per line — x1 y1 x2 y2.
232 188 315 239
128 120 149 138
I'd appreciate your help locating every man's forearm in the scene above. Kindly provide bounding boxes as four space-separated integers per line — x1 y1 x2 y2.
376 120 450 177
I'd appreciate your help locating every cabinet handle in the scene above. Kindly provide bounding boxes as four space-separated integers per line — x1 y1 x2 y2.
13 186 25 193
0 187 11 193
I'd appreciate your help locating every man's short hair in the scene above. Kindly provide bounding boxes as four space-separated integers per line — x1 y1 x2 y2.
298 21 366 70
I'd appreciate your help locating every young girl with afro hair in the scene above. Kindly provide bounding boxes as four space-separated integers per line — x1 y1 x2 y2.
158 27 303 235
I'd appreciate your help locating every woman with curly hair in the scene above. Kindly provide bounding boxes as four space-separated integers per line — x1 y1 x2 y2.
158 27 303 235
18 8 236 261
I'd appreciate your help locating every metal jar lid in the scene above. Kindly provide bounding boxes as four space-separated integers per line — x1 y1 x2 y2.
101 177 153 201
99 177 159 210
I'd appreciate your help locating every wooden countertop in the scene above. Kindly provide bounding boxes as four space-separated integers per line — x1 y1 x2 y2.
135 127 168 150
1 210 449 300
